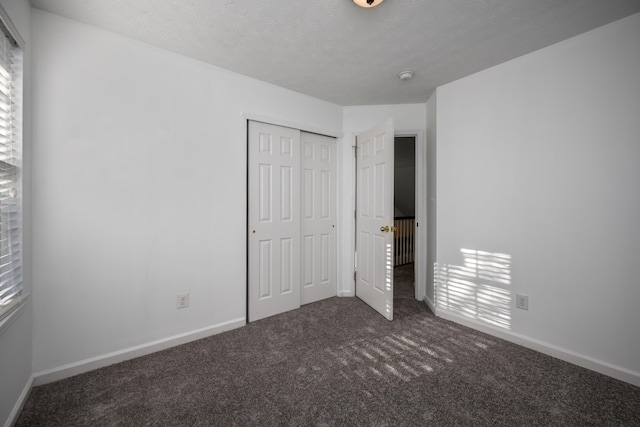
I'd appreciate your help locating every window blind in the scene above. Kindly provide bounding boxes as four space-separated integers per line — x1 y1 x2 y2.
0 16 23 321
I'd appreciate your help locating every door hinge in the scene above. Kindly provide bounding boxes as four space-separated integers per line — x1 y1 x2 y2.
354 271 357 281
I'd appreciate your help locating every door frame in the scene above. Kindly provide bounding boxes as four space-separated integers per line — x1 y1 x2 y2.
395 129 426 302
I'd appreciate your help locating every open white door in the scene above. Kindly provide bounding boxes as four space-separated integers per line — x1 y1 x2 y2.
248 121 301 322
356 118 395 320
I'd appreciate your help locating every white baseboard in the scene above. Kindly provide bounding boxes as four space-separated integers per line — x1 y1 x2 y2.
33 318 246 386
436 308 640 387
5 375 33 427
337 290 354 297
423 295 436 313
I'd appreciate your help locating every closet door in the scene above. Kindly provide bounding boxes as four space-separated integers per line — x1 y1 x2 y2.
248 121 301 321
301 132 337 305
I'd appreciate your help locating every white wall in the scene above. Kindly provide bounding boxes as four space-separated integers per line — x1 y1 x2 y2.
0 1 32 424
31 10 342 377
435 13 640 384
340 104 426 296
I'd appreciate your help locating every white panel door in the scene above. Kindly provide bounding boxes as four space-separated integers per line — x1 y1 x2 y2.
248 121 301 322
301 132 337 305
356 119 395 320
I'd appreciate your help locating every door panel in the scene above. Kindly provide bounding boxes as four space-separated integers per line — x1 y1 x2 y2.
301 132 337 305
249 121 301 321
356 119 395 320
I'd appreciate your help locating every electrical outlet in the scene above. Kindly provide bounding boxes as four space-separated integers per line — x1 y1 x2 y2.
176 292 189 309
516 294 528 310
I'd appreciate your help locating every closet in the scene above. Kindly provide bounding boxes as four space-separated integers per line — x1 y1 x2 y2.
247 121 337 321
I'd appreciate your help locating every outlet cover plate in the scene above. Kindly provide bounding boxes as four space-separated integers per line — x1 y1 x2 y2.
516 294 528 310
177 292 189 309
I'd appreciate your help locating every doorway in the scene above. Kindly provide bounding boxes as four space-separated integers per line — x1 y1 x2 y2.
393 136 416 301
353 119 427 321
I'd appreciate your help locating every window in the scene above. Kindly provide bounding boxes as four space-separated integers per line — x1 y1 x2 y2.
0 7 24 322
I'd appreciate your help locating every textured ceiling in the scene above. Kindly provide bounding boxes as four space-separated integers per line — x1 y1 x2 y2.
30 0 640 106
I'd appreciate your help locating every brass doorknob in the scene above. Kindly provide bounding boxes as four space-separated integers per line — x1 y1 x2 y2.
380 225 390 232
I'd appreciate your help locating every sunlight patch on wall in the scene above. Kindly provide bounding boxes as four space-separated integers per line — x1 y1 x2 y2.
386 243 392 318
436 249 512 329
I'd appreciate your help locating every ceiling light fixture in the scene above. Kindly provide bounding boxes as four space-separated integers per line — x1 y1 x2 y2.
398 70 414 81
353 0 384 8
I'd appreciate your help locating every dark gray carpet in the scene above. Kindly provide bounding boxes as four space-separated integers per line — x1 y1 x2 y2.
17 264 640 426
